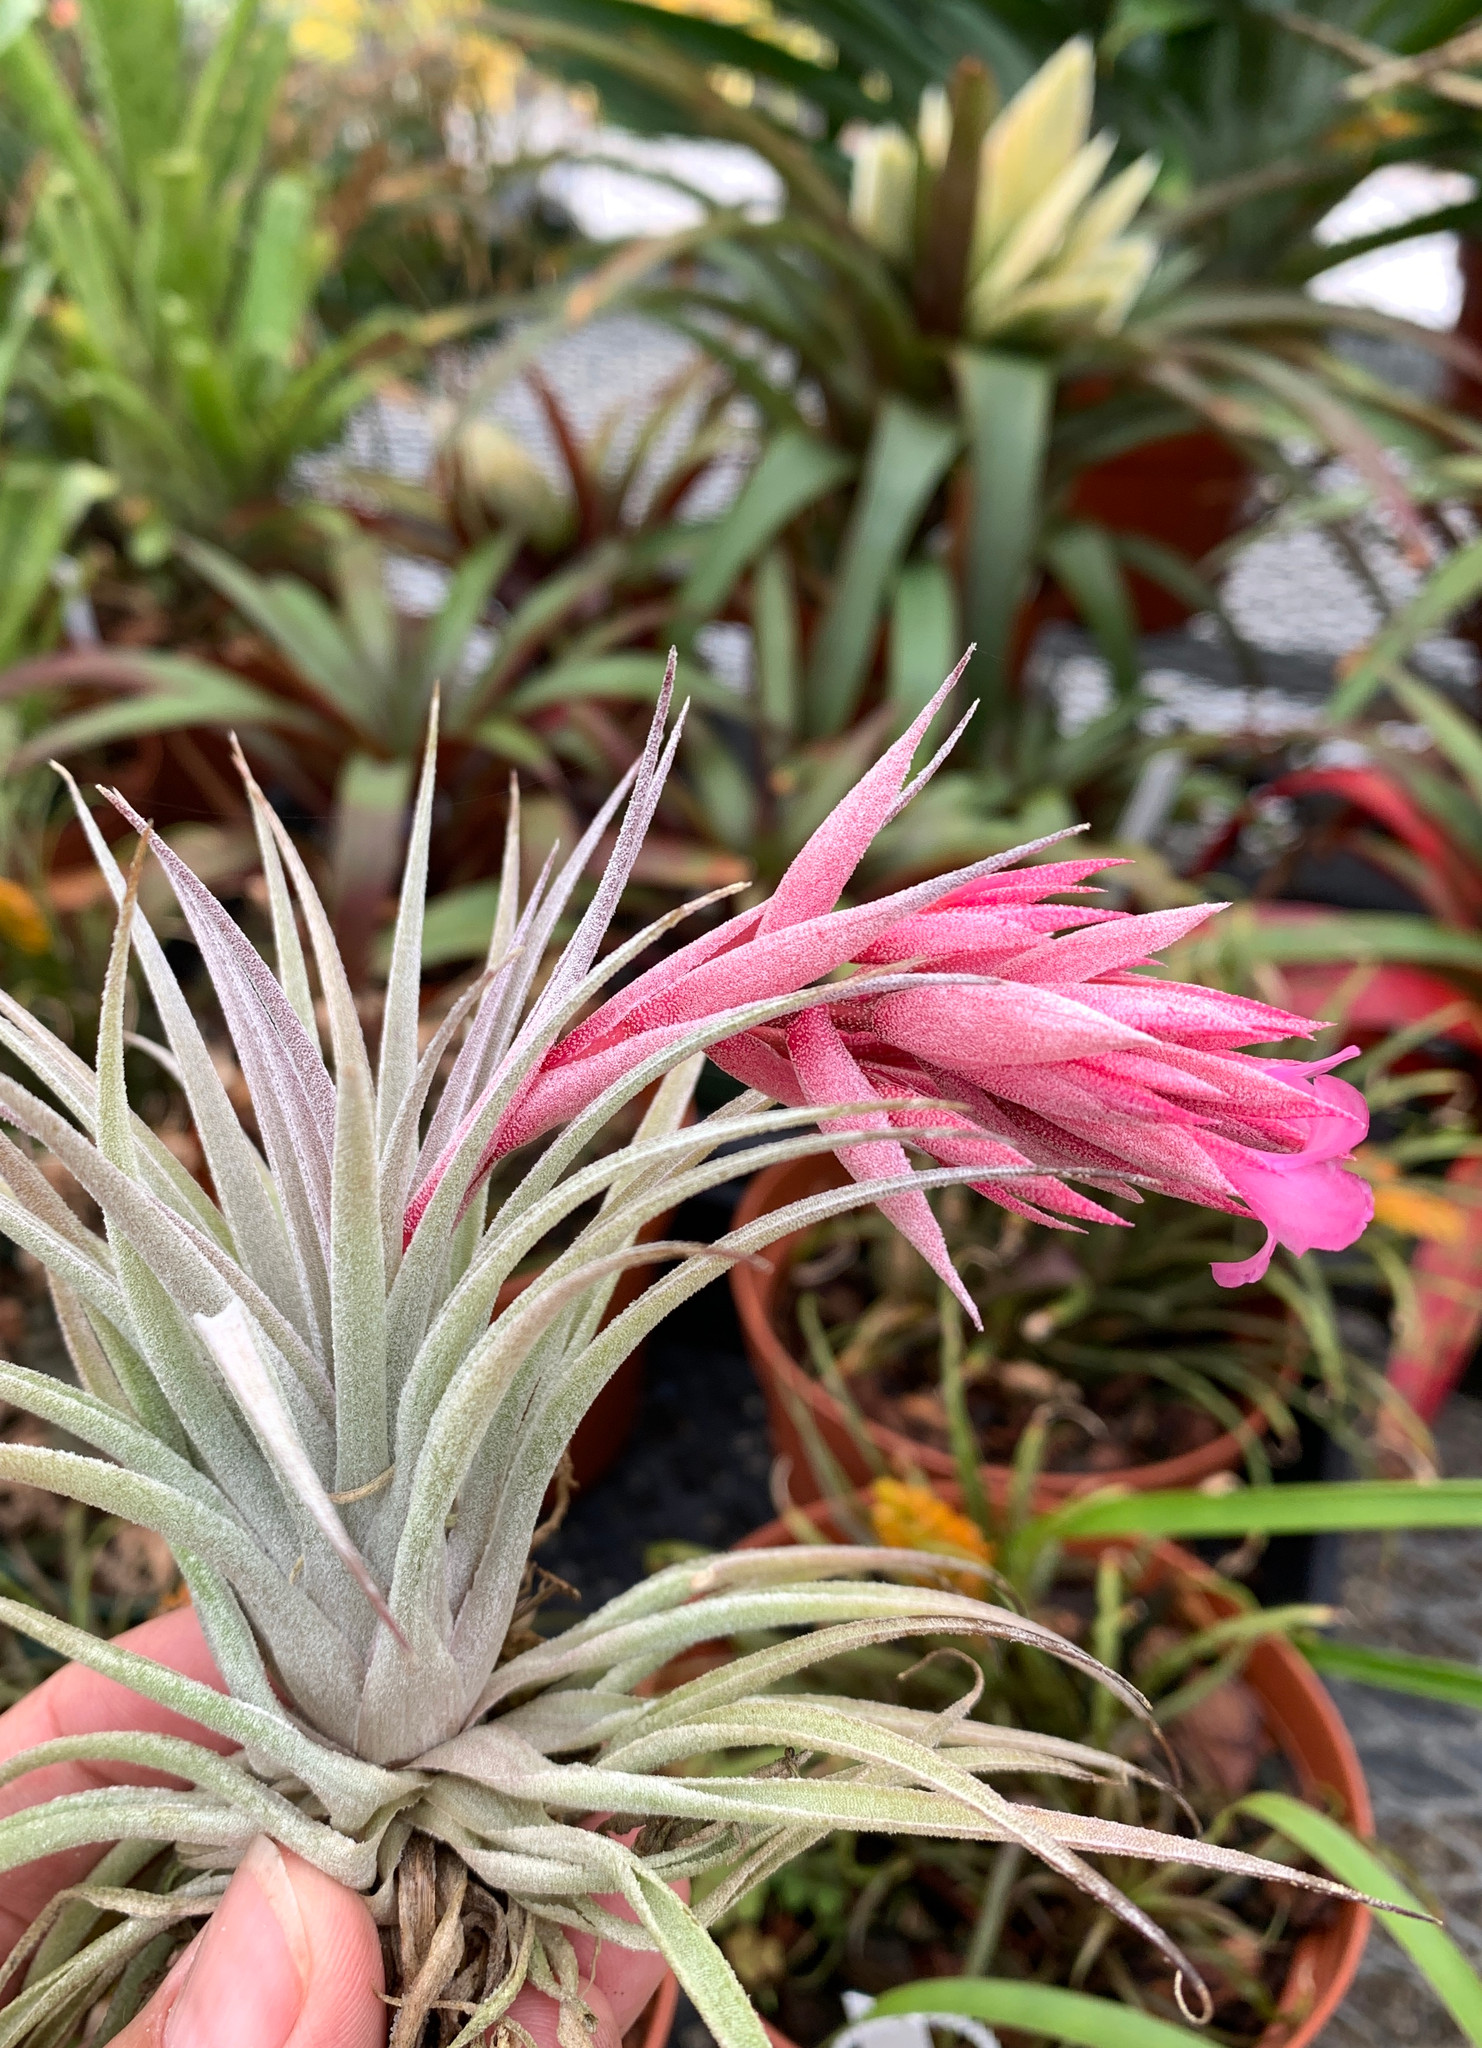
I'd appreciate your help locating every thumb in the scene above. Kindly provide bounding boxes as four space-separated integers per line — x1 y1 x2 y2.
114 1837 385 2048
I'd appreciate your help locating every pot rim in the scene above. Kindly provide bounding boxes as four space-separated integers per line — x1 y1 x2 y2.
733 1155 1273 1501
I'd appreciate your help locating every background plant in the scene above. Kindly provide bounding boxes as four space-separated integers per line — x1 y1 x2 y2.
0 0 485 558
526 0 1482 287
0 343 754 977
478 13 1480 906
777 1176 1404 1494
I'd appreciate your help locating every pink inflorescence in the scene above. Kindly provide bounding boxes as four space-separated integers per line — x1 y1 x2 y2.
406 668 1372 1302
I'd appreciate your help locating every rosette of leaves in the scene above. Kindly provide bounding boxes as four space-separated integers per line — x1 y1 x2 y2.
847 40 1160 346
0 681 1399 2047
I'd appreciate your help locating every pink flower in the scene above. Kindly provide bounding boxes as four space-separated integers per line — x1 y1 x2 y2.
408 668 1371 1297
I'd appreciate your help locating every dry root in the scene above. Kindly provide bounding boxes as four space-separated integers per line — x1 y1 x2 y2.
383 1835 524 2048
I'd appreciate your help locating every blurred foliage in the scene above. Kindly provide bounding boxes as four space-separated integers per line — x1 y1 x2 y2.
781 1178 1405 1495
467 20 1482 888
0 0 490 552
1 352 754 972
524 0 1482 282
278 20 583 330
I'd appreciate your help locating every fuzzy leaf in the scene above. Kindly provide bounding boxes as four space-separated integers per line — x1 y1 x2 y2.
195 1301 403 1645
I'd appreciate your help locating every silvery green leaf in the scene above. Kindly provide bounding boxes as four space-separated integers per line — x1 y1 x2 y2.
361 1240 717 1762
233 776 395 1490
195 1301 402 1645
378 971 490 1277
399 1102 906 1520
0 1786 380 1889
51 766 304 1331
487 773 521 974
0 989 231 1255
0 1359 242 1524
0 1912 178 2048
0 1069 330 1432
0 1439 364 1745
483 1575 1149 1720
452 1156 1066 1688
231 734 317 1037
413 846 554 1185
525 656 683 1035
0 1597 413 1828
44 1272 125 1409
103 787 336 1334
173 1549 286 1724
0 1128 106 1263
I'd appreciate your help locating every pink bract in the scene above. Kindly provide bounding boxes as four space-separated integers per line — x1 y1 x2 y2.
408 668 1372 1298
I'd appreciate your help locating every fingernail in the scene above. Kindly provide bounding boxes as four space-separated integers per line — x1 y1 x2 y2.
165 1838 310 2048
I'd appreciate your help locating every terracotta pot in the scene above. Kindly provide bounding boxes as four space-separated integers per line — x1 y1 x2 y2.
737 1503 1371 2048
731 1155 1269 1504
1064 432 1252 633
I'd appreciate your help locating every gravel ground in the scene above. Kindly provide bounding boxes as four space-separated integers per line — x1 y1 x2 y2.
1322 1395 1482 2048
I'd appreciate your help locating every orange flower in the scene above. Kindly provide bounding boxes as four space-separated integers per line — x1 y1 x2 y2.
868 1477 993 1594
1371 1181 1469 1245
0 878 50 955
1357 1147 1469 1244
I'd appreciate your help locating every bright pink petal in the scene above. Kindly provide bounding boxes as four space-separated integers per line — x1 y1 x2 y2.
994 902 1224 982
760 662 970 933
785 1007 980 1324
1211 1234 1278 1288
875 983 1147 1070
854 905 1124 970
936 859 1127 906
1069 980 1323 1048
1213 1149 1374 1267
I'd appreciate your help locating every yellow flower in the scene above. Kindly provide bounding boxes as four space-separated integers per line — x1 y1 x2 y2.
0 878 50 955
869 1477 992 1593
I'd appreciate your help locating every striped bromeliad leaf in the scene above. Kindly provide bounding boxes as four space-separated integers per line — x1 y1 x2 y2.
0 660 1407 2045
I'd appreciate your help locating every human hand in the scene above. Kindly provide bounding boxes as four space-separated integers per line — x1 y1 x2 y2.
0 1608 670 2048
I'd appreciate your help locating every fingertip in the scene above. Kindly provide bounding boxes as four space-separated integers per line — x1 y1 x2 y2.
112 1839 385 2048
592 1942 672 2034
277 1844 385 2048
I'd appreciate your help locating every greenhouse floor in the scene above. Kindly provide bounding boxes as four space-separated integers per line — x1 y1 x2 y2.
1323 1399 1482 2048
539 1201 1482 2048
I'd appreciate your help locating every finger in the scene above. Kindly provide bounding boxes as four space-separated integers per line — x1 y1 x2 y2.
503 1979 625 2048
502 1883 679 2048
111 1837 385 2048
501 1938 671 2048
0 1606 229 1953
572 1931 675 2034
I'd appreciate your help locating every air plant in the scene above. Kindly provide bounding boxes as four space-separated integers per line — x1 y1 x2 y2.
0 662 1396 2046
